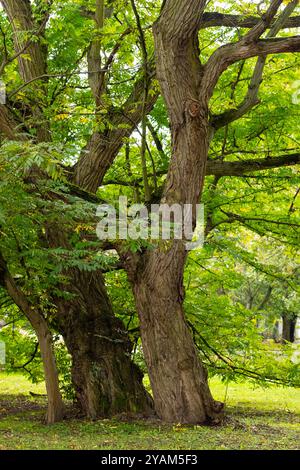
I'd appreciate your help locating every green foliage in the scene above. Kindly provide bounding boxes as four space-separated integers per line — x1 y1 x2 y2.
54 341 74 400
0 302 44 382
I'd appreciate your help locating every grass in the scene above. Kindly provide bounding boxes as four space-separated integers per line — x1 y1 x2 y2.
0 372 299 450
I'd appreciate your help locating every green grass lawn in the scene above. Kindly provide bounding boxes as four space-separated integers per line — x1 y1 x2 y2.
0 372 299 450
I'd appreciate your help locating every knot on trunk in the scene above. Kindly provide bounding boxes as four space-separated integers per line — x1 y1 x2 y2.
186 99 201 118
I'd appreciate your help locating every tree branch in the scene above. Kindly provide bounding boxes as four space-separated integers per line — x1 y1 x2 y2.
131 0 151 201
0 0 48 82
210 0 299 130
199 12 300 30
1 0 50 142
200 36 300 104
72 59 158 192
206 153 300 177
0 104 27 140
103 153 300 187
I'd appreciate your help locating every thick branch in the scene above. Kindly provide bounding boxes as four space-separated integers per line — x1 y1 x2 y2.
200 12 300 30
0 104 27 140
210 0 299 130
103 153 300 186
206 153 300 177
154 0 207 40
242 0 283 43
1 0 50 142
200 36 300 104
0 252 44 333
215 210 300 230
72 60 158 193
1 0 47 82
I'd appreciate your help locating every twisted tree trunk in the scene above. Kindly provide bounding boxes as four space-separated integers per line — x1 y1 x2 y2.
130 244 223 424
54 268 153 418
129 0 300 424
123 0 224 424
282 314 297 343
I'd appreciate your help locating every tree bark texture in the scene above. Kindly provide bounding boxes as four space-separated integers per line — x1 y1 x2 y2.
121 0 224 424
54 268 153 418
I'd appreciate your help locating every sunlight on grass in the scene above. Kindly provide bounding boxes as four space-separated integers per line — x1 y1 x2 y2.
209 377 300 414
0 372 46 395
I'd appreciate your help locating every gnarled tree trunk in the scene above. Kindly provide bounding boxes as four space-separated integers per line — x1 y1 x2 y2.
0 0 154 419
45 220 153 418
130 0 299 423
122 0 224 424
54 268 153 418
131 244 223 424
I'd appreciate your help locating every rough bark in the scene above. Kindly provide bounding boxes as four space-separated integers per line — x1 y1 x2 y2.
1 0 50 142
44 223 153 418
0 105 26 140
54 268 152 418
120 0 224 424
200 12 300 30
72 62 157 192
1 0 47 79
128 243 223 424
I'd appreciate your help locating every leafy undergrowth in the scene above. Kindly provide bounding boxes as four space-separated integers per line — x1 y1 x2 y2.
0 373 299 450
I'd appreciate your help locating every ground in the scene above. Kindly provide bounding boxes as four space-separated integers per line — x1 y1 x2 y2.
0 372 299 450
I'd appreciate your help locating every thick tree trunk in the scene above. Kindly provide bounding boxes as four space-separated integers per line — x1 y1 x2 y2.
44 221 153 418
1 0 155 421
129 243 223 424
55 269 153 418
122 0 224 424
1 0 50 142
282 314 296 343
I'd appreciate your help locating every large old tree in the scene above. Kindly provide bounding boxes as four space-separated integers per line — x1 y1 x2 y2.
0 0 155 420
0 0 299 423
120 0 300 423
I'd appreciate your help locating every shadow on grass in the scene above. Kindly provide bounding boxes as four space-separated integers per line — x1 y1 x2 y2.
226 404 300 423
1 393 299 430
0 394 47 418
